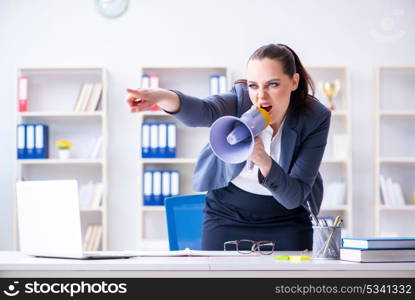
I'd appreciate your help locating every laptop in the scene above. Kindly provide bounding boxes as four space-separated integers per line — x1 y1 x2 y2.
16 180 136 259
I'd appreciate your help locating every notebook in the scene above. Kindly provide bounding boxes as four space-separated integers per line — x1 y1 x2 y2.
342 238 415 250
130 248 252 257
340 248 415 263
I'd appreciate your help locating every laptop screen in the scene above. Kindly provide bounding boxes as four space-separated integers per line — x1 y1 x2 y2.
16 180 84 257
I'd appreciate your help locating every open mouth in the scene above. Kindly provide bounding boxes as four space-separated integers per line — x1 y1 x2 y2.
260 105 273 113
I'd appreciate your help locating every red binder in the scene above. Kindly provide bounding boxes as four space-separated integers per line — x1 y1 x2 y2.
17 76 28 112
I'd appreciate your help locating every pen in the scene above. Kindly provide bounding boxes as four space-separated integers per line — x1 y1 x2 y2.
307 201 320 226
333 216 341 227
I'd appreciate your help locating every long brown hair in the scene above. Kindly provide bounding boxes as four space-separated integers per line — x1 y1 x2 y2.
235 43 316 116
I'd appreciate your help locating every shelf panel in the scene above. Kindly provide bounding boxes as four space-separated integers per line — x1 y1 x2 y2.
379 111 415 116
379 205 415 211
140 158 197 164
17 159 104 165
19 67 105 72
17 112 103 117
80 208 103 213
379 66 415 70
379 158 415 163
141 206 165 212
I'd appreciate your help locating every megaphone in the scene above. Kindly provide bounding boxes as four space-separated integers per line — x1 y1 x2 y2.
209 106 270 166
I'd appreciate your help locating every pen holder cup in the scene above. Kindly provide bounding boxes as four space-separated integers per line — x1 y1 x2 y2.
312 226 342 259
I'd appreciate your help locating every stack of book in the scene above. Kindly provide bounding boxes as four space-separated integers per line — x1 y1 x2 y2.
83 224 103 251
380 175 406 207
340 237 415 262
73 83 103 112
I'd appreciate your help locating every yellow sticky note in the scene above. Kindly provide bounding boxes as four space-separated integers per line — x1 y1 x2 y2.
274 255 289 260
288 255 311 262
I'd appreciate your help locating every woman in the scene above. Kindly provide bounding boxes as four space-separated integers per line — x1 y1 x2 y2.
126 44 331 251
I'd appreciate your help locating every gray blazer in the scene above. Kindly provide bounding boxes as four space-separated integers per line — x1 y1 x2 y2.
169 83 331 215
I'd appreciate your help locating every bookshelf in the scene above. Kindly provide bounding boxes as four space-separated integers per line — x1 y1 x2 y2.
374 66 415 237
136 65 353 249
307 66 352 236
14 67 108 251
136 67 230 250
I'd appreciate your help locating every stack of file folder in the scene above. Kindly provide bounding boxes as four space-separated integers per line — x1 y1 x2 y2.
143 170 180 206
17 123 49 159
141 122 176 158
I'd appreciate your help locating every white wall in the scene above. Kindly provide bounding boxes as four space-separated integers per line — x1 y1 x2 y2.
1 0 414 250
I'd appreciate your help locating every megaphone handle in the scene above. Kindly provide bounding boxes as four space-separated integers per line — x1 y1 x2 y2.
246 160 254 171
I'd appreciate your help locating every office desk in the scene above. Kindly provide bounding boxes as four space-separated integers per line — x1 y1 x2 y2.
1 252 414 278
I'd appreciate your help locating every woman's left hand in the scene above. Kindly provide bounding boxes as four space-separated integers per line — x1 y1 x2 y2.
249 137 272 177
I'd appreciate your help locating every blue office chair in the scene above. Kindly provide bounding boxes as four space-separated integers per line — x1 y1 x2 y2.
164 194 206 251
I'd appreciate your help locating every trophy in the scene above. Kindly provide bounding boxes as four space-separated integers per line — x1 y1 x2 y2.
318 80 341 111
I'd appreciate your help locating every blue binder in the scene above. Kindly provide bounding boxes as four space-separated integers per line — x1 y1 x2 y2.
150 123 159 158
25 124 35 159
152 170 162 205
161 171 171 205
34 124 49 159
170 170 180 197
17 124 26 159
167 123 176 158
143 170 153 206
141 123 151 158
158 123 168 158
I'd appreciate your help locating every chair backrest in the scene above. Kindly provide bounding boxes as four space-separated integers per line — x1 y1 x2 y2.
164 194 205 251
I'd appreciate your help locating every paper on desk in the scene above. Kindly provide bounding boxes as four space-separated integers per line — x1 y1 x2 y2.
128 248 257 257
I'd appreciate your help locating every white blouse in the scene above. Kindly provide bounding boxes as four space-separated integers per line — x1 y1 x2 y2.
231 119 285 195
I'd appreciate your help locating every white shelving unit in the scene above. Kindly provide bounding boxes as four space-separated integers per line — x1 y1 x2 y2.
13 67 108 250
308 66 352 236
374 66 415 237
136 67 230 250
136 65 353 249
